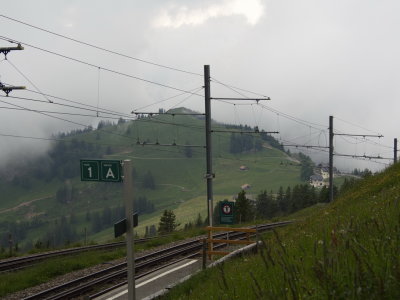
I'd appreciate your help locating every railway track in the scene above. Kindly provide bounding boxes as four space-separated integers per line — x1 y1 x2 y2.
20 221 293 300
0 236 164 273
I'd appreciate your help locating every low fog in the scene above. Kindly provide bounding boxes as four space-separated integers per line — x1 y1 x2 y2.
1 0 399 172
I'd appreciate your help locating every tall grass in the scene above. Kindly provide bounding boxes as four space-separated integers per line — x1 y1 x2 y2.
163 163 400 299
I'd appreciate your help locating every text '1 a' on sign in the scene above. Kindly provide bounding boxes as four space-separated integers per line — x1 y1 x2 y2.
80 160 122 182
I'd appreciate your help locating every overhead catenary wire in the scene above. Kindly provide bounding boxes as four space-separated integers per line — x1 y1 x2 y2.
0 14 203 77
0 105 136 120
15 86 134 118
0 94 134 119
131 86 204 112
6 58 53 103
0 131 205 158
0 35 204 97
1 37 394 168
0 98 142 141
334 115 382 136
211 77 268 98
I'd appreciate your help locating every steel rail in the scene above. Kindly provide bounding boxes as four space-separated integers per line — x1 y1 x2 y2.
0 236 168 272
22 221 293 300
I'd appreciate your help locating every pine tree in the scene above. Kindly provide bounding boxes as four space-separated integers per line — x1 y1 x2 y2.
235 190 253 223
256 190 279 219
158 210 179 233
280 186 292 213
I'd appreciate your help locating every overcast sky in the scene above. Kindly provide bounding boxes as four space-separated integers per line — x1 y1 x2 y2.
1 0 399 171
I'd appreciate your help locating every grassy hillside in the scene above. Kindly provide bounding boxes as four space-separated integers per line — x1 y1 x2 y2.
163 163 400 299
0 108 304 251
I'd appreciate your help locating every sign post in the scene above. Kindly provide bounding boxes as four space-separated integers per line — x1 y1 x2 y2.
123 160 136 300
80 159 135 299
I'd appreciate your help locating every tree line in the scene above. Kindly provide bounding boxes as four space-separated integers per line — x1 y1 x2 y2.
211 181 355 224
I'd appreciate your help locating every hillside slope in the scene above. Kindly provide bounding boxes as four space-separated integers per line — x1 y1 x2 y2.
164 163 400 299
0 108 303 250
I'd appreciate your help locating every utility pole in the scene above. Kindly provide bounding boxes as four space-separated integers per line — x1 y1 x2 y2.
329 116 385 202
329 116 334 202
395 138 398 164
204 65 213 227
123 160 136 300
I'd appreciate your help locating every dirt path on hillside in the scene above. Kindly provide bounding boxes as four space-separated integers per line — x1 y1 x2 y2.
158 183 192 191
0 195 52 215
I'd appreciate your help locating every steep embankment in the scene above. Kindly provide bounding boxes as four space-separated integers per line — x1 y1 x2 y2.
164 163 400 299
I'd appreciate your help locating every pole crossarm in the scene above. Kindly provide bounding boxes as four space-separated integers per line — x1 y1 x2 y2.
334 133 383 138
0 44 24 58
282 144 329 149
211 97 270 101
135 140 205 148
131 111 205 116
0 82 26 96
211 129 279 134
334 153 391 160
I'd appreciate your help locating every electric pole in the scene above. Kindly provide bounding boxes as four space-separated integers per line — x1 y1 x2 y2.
204 65 213 227
329 116 334 203
329 115 384 202
395 138 398 163
123 160 136 300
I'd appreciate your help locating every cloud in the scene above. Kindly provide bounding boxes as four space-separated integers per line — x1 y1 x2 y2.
153 0 265 28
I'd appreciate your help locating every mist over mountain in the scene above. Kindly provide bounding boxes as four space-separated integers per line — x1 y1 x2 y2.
1 1 399 172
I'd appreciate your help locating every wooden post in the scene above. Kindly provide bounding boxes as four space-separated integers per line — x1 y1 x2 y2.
202 239 207 270
208 229 212 260
8 233 12 257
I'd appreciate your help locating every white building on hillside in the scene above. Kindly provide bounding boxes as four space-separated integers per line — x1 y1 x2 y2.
310 175 327 188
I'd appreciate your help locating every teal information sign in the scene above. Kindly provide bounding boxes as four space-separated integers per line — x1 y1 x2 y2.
219 201 235 224
80 160 122 182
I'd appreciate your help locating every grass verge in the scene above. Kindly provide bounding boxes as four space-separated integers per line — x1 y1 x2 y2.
162 164 400 299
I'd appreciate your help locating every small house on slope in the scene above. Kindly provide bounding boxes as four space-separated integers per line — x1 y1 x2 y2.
309 175 326 188
241 183 251 190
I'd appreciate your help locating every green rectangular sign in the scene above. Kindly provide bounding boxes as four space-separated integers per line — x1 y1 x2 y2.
80 159 122 182
219 201 235 224
80 160 100 181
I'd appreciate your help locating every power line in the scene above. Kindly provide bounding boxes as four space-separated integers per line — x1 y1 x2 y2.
0 35 204 96
0 98 140 141
282 144 329 149
211 77 267 98
0 14 203 77
0 105 135 120
6 58 52 103
131 86 204 112
132 111 205 116
18 86 133 118
334 127 392 149
0 94 134 119
333 153 392 160
334 116 382 136
0 131 206 157
257 103 327 130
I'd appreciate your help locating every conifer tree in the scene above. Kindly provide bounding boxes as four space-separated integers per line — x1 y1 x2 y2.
158 210 179 233
235 190 253 223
